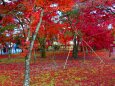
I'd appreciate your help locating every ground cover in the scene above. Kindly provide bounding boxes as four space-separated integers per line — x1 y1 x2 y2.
0 50 114 86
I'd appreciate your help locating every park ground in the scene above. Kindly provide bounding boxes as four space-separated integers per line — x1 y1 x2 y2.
0 49 115 86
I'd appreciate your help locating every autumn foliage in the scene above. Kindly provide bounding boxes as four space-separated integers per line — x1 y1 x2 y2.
0 0 115 86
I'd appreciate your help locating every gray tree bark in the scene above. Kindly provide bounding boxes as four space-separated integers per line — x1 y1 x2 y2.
23 9 44 86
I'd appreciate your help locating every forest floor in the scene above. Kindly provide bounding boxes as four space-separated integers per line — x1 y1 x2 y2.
0 49 115 86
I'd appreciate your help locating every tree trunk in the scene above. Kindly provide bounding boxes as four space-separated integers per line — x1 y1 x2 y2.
8 42 11 59
34 49 37 63
72 34 79 59
39 38 46 58
85 47 88 55
72 34 77 59
41 44 46 58
23 9 44 86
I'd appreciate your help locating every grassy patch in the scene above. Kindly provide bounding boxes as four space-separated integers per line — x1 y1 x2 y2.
0 58 25 63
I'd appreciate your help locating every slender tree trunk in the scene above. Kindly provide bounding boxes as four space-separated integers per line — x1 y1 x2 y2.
67 15 80 59
38 37 46 58
72 34 77 59
85 47 88 55
1 48 2 55
34 49 37 63
26 28 31 41
40 38 46 58
72 34 79 59
41 44 46 58
23 9 44 86
8 42 11 59
82 44 86 62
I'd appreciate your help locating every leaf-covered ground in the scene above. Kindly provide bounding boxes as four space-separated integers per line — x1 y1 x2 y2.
0 50 115 86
